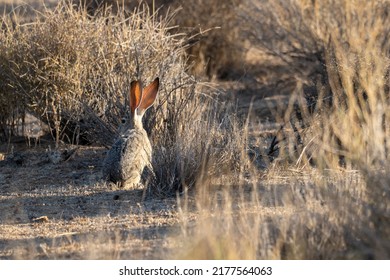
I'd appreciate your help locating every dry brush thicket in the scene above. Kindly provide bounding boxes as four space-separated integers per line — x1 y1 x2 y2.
0 1 246 194
147 0 390 259
1 1 185 145
74 0 245 79
203 0 390 259
245 0 390 166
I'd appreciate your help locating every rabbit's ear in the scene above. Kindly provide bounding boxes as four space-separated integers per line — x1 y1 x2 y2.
137 78 159 116
130 80 142 115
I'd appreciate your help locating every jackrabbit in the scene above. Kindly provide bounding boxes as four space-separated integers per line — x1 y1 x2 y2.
102 77 159 189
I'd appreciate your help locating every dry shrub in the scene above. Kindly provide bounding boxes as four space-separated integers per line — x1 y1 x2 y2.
170 0 244 79
316 2 390 256
232 0 390 258
0 28 21 140
77 0 245 79
172 0 390 260
0 0 247 193
244 1 390 163
243 0 330 104
153 97 250 195
279 1 390 177
1 1 188 146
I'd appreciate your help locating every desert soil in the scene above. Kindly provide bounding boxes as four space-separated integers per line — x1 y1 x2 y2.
0 141 190 259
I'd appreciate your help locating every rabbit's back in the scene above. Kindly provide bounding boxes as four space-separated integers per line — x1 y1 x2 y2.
103 128 152 188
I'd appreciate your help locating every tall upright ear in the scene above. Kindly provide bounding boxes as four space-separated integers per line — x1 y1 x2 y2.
138 77 159 115
130 80 142 115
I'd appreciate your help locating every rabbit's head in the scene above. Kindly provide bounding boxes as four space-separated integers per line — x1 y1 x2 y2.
120 77 159 132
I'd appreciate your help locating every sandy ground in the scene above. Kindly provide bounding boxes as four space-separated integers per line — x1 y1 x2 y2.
0 142 188 259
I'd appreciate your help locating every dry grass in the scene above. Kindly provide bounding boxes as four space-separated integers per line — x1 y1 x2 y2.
176 0 390 259
174 0 390 259
75 0 246 79
1 0 189 146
